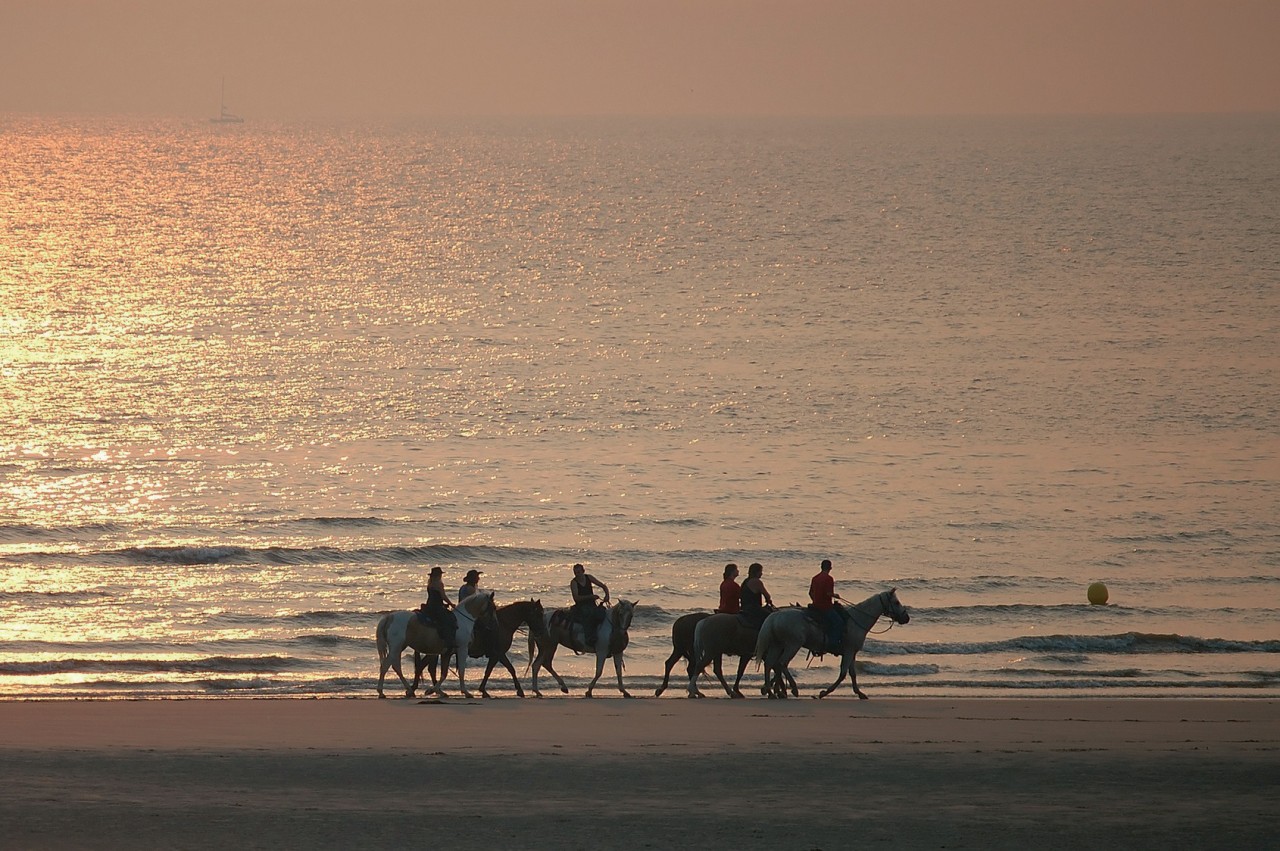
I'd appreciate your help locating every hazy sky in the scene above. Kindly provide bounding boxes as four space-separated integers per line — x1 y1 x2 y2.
3 0 1278 119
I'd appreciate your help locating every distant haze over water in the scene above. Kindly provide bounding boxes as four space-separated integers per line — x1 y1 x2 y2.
1 114 1277 698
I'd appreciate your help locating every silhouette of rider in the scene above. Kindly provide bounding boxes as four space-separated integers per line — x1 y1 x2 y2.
716 563 741 614
423 566 458 649
570 563 609 648
809 558 845 653
739 562 773 629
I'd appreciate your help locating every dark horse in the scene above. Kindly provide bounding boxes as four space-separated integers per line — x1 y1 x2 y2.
654 612 711 697
476 599 549 698
417 599 550 698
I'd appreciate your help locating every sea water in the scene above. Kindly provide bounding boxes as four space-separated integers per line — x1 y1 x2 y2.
1 114 1277 699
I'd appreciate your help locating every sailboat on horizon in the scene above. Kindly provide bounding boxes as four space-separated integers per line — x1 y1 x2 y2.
210 78 244 124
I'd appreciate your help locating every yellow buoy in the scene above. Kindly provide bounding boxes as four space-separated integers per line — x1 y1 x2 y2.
1087 581 1109 605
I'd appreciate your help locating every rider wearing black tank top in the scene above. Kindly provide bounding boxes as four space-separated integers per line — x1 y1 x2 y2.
739 562 773 629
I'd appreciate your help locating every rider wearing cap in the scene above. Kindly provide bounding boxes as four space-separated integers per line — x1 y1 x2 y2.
423 566 458 649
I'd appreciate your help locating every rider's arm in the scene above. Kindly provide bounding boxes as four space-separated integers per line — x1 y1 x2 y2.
760 581 773 606
593 577 610 602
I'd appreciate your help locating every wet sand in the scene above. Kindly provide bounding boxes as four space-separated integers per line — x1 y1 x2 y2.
0 697 1276 849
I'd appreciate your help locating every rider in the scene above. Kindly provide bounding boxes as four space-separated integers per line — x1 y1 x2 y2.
715 563 741 614
570 563 610 648
424 566 458 650
739 562 773 629
458 569 483 602
809 558 845 653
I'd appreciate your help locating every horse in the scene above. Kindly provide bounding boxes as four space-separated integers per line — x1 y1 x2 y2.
753 589 910 700
375 590 498 699
529 599 637 698
686 612 771 698
475 599 549 698
653 612 711 697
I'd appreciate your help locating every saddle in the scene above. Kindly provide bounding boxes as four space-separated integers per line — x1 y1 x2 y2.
551 608 595 654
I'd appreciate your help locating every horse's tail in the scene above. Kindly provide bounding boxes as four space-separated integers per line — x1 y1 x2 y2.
692 619 707 669
753 614 774 664
526 626 538 673
375 613 390 663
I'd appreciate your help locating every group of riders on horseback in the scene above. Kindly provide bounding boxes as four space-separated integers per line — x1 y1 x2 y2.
715 558 848 654
380 556 908 700
416 562 609 656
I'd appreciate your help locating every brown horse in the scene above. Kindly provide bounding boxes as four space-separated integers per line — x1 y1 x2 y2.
687 612 766 698
475 599 549 698
654 612 711 697
529 600 637 698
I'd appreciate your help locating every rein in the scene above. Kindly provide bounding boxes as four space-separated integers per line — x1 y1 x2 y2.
843 592 902 635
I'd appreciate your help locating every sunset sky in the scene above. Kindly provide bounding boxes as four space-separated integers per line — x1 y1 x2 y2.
2 0 1278 118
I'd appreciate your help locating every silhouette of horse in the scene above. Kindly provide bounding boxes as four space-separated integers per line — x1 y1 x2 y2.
654 612 710 697
375 591 497 699
530 599 637 698
475 599 548 698
686 612 768 698
753 589 910 699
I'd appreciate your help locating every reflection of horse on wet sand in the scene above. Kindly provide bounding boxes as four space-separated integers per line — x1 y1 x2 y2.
375 591 497 699
530 600 637 698
754 589 910 699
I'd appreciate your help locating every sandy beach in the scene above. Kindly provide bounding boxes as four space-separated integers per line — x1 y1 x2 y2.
0 697 1275 849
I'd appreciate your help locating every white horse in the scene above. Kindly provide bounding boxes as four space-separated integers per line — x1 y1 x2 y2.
529 599 637 698
753 589 910 699
376 591 497 699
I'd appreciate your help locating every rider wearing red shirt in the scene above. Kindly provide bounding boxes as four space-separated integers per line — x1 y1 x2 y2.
809 559 844 653
716 563 741 614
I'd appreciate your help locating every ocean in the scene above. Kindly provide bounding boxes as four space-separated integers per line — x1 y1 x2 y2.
2 113 1277 699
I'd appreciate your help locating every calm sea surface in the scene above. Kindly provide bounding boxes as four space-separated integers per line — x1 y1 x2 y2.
2 114 1277 699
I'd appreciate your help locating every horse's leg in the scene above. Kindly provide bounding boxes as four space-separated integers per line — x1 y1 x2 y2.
731 655 750 699
390 648 413 698
497 654 525 697
377 650 392 699
847 651 867 699
818 651 855 699
712 655 734 697
613 652 631 699
584 647 608 698
479 657 499 699
531 641 568 697
655 647 682 697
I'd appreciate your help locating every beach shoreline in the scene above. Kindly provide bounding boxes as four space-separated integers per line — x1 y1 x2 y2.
1 697 1275 849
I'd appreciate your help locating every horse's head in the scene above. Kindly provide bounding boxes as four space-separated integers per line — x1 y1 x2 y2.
527 599 550 637
882 588 910 625
612 599 637 632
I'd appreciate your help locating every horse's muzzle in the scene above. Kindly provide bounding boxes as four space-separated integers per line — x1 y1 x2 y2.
897 611 911 625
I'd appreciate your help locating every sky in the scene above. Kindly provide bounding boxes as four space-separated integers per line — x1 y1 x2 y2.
2 0 1278 119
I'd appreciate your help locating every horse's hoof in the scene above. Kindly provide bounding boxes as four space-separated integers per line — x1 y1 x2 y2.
559 686 569 694
858 693 869 700
622 692 633 699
